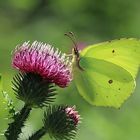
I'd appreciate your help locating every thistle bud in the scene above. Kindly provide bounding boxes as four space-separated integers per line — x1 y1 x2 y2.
43 105 80 140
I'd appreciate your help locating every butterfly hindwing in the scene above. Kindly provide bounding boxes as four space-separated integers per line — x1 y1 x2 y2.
73 57 135 108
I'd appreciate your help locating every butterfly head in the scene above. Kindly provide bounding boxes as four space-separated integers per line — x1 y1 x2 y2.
73 47 79 56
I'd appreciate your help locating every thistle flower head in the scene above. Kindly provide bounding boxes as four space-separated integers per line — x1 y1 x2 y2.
44 105 80 140
12 41 72 88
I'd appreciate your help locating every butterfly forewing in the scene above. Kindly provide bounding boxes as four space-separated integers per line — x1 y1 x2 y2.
81 38 140 78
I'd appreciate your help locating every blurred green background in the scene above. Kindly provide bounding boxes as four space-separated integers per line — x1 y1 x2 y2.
0 0 140 140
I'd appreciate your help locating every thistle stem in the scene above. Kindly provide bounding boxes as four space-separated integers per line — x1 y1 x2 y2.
28 127 46 140
4 104 32 140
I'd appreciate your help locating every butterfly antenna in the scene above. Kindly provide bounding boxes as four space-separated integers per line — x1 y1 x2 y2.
64 32 78 49
65 32 80 58
65 32 83 70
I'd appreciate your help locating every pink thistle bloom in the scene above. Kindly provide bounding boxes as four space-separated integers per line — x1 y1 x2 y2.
65 106 80 125
12 41 72 88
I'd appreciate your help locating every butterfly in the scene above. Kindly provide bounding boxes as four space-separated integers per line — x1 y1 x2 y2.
66 32 140 108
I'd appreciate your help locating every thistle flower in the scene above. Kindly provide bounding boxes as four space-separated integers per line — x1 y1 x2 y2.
42 105 80 140
12 41 72 88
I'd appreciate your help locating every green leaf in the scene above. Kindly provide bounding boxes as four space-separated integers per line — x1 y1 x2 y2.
0 75 8 137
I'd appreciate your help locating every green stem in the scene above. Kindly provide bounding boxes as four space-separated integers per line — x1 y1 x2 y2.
28 127 46 140
4 104 32 140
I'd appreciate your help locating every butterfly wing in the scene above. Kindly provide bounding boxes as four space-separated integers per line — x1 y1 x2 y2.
73 38 140 108
73 57 135 108
80 38 140 78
